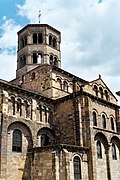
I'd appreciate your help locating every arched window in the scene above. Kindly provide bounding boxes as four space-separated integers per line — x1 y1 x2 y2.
94 85 98 96
33 33 37 44
11 97 15 115
19 57 23 68
57 78 62 89
21 38 24 48
53 57 58 67
41 134 50 147
37 53 42 64
23 55 26 66
99 87 103 99
38 33 43 44
17 99 22 116
12 129 22 152
73 156 81 180
112 143 117 160
53 37 57 48
97 140 102 159
49 55 53 65
49 35 52 45
31 72 35 80
24 36 27 46
33 53 37 63
93 111 97 126
63 81 68 91
102 114 106 129
111 117 114 131
104 90 109 101
24 101 29 118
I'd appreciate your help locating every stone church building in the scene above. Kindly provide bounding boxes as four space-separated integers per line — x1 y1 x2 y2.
0 23 120 180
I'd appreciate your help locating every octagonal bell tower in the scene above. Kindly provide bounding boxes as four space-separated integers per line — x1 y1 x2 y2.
16 24 61 78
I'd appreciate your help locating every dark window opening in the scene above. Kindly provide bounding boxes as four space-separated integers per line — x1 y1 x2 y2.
33 33 37 44
99 87 103 99
94 85 98 96
102 114 106 129
97 140 102 159
24 36 27 46
11 97 15 115
112 143 117 160
63 81 68 91
39 105 42 122
53 38 57 48
104 90 109 101
53 57 58 67
23 55 26 66
49 35 52 45
50 55 53 65
33 53 37 63
20 57 23 68
41 134 50 147
24 101 29 118
31 72 36 80
111 117 114 131
12 129 22 152
38 33 43 44
17 99 22 116
21 38 24 48
74 156 81 180
93 111 97 126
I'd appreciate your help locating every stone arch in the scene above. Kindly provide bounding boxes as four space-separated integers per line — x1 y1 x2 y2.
7 121 33 150
7 122 33 180
110 136 120 180
56 77 62 89
94 132 108 179
111 136 120 150
94 132 108 150
72 154 82 180
37 127 55 147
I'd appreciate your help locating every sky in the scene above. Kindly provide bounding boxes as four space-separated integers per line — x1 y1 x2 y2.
0 0 120 99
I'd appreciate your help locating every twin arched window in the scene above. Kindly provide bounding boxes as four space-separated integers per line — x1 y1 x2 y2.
12 129 22 152
73 156 81 180
33 33 43 44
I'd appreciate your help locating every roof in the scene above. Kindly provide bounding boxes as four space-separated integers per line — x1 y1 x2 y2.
52 66 89 84
17 24 61 35
0 79 53 103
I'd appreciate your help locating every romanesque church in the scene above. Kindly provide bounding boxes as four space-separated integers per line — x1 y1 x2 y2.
0 23 120 180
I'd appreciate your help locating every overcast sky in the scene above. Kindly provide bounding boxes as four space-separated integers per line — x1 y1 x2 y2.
0 0 120 99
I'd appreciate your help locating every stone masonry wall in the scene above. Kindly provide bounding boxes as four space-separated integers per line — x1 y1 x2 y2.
54 98 75 145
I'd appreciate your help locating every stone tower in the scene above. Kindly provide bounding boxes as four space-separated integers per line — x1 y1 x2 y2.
16 24 61 78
